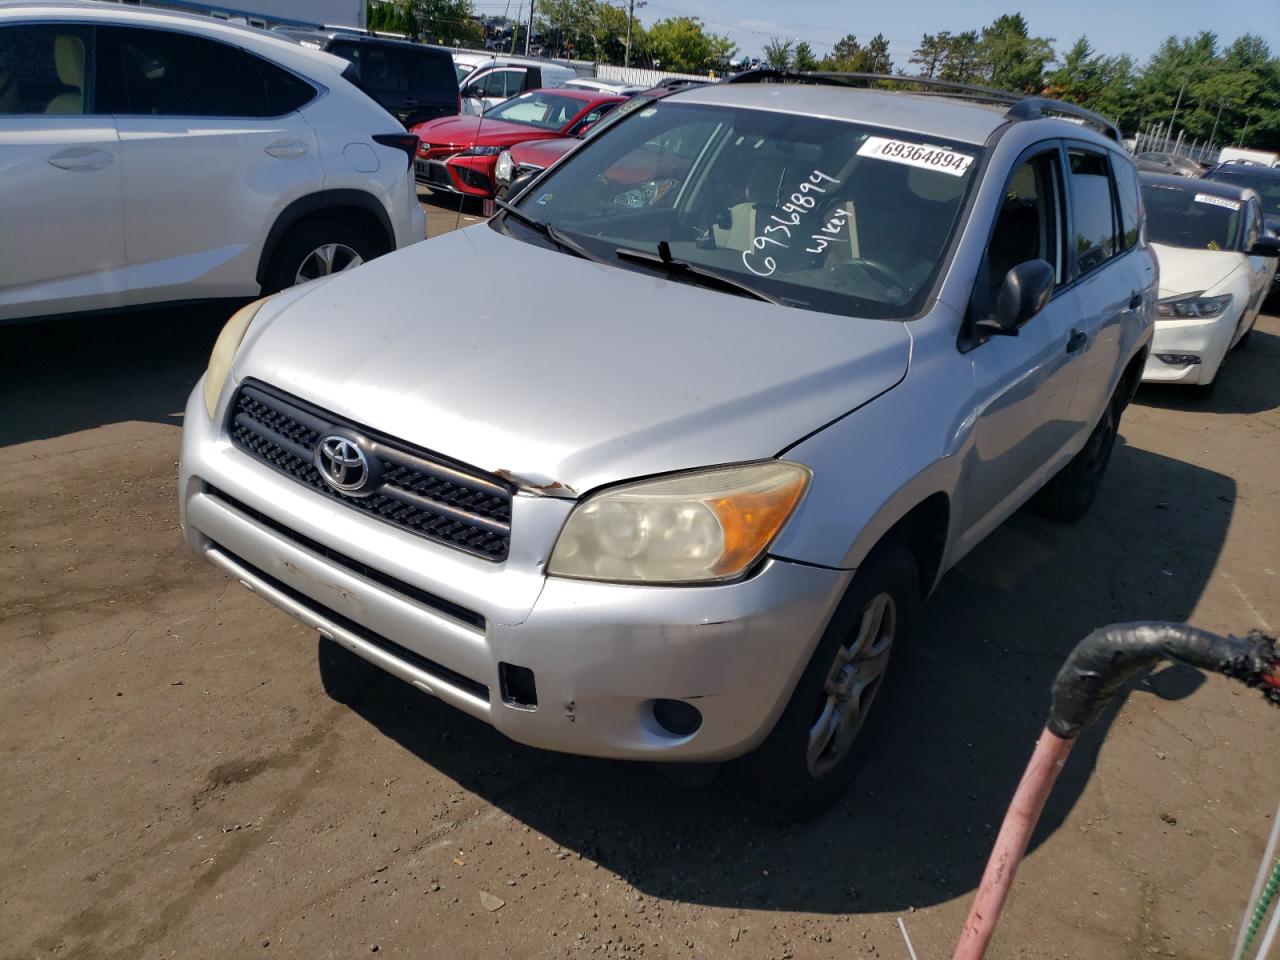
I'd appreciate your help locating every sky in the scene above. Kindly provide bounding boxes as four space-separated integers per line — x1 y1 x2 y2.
627 0 1280 67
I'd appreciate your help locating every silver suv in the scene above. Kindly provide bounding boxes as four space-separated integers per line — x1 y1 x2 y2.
180 75 1155 819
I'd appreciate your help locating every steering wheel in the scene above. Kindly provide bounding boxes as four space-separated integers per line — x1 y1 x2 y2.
831 257 900 289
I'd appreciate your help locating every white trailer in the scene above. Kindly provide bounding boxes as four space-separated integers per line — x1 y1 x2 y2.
1217 146 1280 169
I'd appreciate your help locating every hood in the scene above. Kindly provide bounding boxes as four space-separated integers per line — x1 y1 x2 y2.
1150 242 1243 298
511 137 578 168
236 226 912 496
413 115 559 148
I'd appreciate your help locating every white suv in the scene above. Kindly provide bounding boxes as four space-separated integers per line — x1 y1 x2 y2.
0 3 426 322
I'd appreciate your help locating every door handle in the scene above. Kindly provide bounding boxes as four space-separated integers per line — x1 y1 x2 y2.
1129 290 1143 310
1067 328 1088 353
48 147 114 171
265 139 309 159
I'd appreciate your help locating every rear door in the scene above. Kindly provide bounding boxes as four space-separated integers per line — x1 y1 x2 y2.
0 22 125 320
1061 144 1139 432
958 143 1085 550
99 25 323 305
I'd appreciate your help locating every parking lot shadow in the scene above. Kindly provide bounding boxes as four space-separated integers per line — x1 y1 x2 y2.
0 304 235 447
1136 328 1280 416
320 433 1235 915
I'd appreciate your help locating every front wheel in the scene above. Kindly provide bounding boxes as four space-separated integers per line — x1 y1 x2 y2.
1032 392 1120 522
728 539 919 821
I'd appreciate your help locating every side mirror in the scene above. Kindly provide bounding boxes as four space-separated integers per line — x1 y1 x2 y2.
977 259 1055 337
506 170 538 202
1248 236 1280 258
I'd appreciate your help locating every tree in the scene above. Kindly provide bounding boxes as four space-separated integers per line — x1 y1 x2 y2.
978 13 1054 91
911 32 949 79
1045 37 1137 128
793 41 820 72
938 30 980 83
646 17 736 73
367 0 481 46
863 33 892 74
763 36 793 69
832 34 861 64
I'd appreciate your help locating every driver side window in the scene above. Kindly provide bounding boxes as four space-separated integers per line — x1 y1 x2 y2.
982 150 1065 312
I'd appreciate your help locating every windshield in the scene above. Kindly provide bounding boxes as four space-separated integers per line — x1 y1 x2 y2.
1142 182 1241 251
1207 170 1280 217
484 91 586 129
504 101 983 319
455 63 472 83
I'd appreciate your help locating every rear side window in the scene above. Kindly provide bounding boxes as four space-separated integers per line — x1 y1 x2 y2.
98 27 313 117
1067 148 1118 274
0 23 96 115
1112 158 1141 252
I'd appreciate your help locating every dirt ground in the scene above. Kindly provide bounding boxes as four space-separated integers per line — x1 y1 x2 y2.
2 206 1278 959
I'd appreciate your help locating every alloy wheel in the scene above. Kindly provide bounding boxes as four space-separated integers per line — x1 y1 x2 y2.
294 243 364 285
807 591 897 778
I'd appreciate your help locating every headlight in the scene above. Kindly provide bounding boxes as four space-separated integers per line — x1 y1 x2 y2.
1156 292 1231 318
547 461 810 584
202 297 271 418
460 145 504 157
495 149 514 183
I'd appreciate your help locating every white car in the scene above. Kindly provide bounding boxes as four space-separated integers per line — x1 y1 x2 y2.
452 51 575 115
1139 172 1279 390
0 2 426 323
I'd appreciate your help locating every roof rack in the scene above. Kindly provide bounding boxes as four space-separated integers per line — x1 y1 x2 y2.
725 69 1121 143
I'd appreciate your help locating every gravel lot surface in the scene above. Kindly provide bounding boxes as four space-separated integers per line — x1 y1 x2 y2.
2 203 1277 959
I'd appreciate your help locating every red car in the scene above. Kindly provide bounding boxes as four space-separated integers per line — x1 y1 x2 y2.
411 88 625 199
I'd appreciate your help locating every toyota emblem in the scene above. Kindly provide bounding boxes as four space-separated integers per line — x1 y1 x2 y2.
315 435 371 492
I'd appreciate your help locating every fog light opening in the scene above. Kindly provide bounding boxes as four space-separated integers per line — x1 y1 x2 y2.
1156 353 1201 366
499 662 538 710
652 698 703 737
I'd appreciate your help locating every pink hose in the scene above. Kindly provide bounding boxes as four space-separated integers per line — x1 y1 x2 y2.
951 729 1075 960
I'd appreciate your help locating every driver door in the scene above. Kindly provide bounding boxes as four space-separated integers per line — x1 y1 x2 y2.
956 144 1086 555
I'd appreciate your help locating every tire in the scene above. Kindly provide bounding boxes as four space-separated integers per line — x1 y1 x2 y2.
263 218 380 294
1032 391 1120 522
728 539 919 821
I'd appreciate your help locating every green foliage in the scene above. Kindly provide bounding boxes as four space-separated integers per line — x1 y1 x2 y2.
763 37 793 69
646 17 736 73
818 32 890 74
793 41 820 72
905 14 1279 149
366 0 481 46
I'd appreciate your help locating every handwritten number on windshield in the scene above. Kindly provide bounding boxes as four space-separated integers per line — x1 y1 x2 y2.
743 170 840 278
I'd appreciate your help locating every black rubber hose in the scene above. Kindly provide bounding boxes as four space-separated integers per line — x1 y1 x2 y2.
1048 621 1280 739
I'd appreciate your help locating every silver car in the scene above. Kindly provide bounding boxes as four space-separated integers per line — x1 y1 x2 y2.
181 79 1156 819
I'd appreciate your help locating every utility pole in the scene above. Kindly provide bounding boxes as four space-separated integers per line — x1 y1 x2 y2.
1166 76 1187 151
624 0 645 68
525 0 534 56
624 0 634 67
1208 100 1227 153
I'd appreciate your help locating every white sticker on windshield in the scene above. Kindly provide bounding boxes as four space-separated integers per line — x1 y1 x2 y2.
856 136 974 177
1194 192 1240 211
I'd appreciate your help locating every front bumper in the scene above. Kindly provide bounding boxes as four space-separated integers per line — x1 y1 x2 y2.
179 381 850 761
1140 312 1237 385
414 156 494 198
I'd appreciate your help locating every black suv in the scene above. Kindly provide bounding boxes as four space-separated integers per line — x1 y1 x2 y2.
277 29 459 128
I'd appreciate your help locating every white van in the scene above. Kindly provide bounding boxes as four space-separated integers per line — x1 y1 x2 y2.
451 51 576 114
1217 147 1280 169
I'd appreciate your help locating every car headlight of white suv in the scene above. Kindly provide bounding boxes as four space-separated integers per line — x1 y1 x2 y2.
1156 292 1232 318
203 297 272 417
547 461 811 584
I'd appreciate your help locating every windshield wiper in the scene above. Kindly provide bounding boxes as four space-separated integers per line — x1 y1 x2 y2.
614 241 784 305
494 199 605 263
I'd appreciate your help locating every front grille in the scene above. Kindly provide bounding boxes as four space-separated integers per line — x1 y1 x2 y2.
415 160 453 187
229 380 513 561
